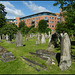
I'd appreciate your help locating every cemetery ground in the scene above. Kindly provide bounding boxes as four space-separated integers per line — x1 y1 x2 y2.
0 37 75 74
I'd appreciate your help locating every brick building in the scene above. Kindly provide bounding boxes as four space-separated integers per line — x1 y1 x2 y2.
6 12 60 34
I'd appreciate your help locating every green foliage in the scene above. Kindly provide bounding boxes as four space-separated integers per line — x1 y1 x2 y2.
38 20 48 33
45 28 51 35
28 28 38 34
19 21 26 30
21 26 29 35
0 4 7 28
56 22 66 33
1 23 18 40
53 1 75 36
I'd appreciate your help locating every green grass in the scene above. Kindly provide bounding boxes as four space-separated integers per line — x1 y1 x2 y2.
0 37 75 74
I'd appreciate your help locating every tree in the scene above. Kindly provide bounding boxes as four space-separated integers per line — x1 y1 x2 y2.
45 28 51 35
19 20 26 30
53 1 75 36
21 26 29 35
1 23 18 41
38 20 48 33
0 3 7 28
28 28 38 34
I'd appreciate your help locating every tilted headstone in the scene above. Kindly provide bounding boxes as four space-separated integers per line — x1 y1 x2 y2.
59 33 71 71
0 46 7 56
15 31 23 47
36 33 41 44
48 31 52 43
1 52 15 63
41 33 46 44
0 35 1 42
2 34 5 40
6 34 9 41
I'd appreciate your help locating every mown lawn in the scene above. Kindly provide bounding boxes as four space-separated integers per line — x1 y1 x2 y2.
0 37 75 74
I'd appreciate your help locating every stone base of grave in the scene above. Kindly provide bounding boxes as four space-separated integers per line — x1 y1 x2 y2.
1 52 15 63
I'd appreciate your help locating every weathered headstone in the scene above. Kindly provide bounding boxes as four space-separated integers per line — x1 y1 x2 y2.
48 31 52 43
0 35 1 42
0 46 7 56
36 33 41 44
15 31 23 47
45 33 47 39
41 33 46 44
1 52 15 63
2 34 5 40
6 34 9 41
25 34 29 41
59 33 71 71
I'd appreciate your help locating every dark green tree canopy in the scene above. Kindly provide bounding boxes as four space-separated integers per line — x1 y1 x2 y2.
53 1 75 36
1 23 18 40
19 20 26 30
38 20 48 33
0 3 7 28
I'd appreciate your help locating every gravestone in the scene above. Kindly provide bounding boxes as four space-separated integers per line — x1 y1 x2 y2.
59 33 71 71
41 33 46 44
1 52 15 63
45 33 47 39
0 35 1 42
48 31 52 43
25 34 29 41
46 57 55 65
36 33 41 44
6 34 9 41
15 31 23 47
0 46 7 56
2 34 5 40
13 34 16 40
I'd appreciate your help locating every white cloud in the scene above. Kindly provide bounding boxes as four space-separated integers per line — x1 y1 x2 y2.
0 1 25 19
23 1 50 13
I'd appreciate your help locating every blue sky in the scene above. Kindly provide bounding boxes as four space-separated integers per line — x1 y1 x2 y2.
0 1 60 19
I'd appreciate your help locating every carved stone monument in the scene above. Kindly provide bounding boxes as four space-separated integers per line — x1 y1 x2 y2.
41 33 46 44
59 33 71 71
36 33 41 44
15 31 23 47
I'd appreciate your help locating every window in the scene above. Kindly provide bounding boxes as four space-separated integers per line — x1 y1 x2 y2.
55 17 56 20
55 21 56 24
36 18 38 20
39 18 40 20
16 22 17 24
31 19 32 21
33 18 35 21
55 25 56 28
52 17 54 19
44 17 47 20
52 29 54 32
50 17 51 19
50 21 51 23
50 25 51 27
52 25 54 28
52 21 54 23
36 22 38 24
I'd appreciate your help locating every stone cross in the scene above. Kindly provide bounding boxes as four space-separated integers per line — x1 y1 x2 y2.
15 31 23 47
59 33 71 71
41 33 46 44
